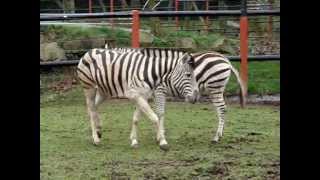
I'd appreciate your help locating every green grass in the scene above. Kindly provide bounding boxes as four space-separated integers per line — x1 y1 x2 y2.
40 87 279 179
226 61 280 95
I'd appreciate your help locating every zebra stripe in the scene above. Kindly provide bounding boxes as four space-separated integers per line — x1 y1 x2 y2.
105 45 245 143
77 48 198 148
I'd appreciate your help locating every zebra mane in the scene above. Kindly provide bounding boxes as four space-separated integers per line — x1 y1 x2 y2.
140 47 187 53
192 50 225 57
104 43 189 54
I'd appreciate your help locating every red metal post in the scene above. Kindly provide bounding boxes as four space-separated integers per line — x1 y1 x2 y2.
88 0 92 13
240 16 248 97
110 0 114 28
175 0 179 30
239 0 248 104
131 10 140 48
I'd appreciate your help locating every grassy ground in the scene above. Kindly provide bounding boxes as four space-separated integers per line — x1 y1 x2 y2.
40 87 279 179
226 61 280 95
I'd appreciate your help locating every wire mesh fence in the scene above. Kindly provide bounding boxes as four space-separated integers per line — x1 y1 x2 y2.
40 1 280 96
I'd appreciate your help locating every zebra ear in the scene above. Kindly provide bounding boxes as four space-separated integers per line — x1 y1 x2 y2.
181 53 195 68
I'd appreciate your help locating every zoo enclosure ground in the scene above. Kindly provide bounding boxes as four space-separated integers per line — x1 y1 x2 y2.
40 86 280 179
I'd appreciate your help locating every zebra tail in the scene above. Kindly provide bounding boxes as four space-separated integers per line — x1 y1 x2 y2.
230 64 246 108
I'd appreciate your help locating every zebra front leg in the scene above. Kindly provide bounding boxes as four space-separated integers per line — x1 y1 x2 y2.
154 90 169 150
130 107 141 148
133 96 168 149
210 91 227 143
84 88 101 145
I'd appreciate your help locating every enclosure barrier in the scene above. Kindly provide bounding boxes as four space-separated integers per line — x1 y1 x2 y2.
131 10 140 48
240 0 248 96
40 55 280 67
40 10 279 20
40 5 280 102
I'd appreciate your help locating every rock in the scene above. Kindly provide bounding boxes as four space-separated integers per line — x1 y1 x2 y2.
40 33 44 44
40 42 66 61
140 31 154 46
226 20 240 28
210 38 237 55
175 38 196 49
210 37 225 49
62 38 106 50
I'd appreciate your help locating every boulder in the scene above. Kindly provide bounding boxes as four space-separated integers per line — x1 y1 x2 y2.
40 33 44 44
210 38 237 55
40 42 66 61
175 38 197 49
62 38 106 50
140 31 154 46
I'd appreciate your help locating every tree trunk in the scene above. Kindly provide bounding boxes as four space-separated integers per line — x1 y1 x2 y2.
191 1 208 33
191 1 205 23
63 0 75 13
120 0 128 10
184 2 192 30
168 0 174 21
54 0 64 9
149 0 161 36
131 0 141 9
98 0 106 12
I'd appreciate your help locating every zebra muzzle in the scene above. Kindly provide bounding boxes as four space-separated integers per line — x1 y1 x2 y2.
186 90 199 104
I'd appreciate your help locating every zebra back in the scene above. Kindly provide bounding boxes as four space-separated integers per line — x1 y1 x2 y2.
104 45 244 105
77 48 197 99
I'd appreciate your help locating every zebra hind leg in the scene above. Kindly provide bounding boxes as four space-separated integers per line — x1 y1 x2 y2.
94 90 106 139
130 107 141 148
84 88 102 145
210 91 227 143
154 90 169 150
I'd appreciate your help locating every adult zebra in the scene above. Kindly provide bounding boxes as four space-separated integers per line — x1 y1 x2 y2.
105 45 245 143
77 49 199 149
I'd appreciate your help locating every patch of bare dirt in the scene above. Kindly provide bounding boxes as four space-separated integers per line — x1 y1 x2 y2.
130 158 200 168
47 78 77 92
262 160 280 180
143 171 169 180
190 161 234 179
228 131 264 145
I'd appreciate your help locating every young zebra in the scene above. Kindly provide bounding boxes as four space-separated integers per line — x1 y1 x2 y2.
77 49 199 149
105 45 245 143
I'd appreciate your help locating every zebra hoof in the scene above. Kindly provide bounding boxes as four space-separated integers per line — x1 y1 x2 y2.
211 137 219 144
131 139 139 148
131 143 139 149
97 131 102 138
159 144 170 151
92 139 101 146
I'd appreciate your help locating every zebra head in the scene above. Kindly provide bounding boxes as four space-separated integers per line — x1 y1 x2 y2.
171 53 199 104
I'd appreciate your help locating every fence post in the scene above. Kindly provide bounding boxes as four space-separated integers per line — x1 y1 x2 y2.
88 0 92 13
175 0 179 30
240 0 248 104
131 10 140 48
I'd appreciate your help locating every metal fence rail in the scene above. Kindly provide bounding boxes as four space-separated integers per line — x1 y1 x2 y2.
40 10 280 21
40 55 280 67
